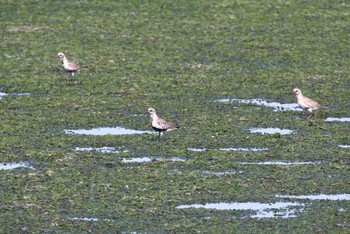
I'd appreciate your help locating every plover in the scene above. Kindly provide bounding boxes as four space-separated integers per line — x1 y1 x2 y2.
292 88 325 118
147 107 178 137
56 52 81 77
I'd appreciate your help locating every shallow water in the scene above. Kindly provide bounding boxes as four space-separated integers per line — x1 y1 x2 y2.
219 147 268 152
276 194 350 201
187 148 207 152
12 92 31 96
0 162 34 170
122 157 153 163
75 147 129 153
200 170 243 175
67 217 114 222
325 117 350 122
216 98 301 112
121 157 186 163
187 147 268 152
0 92 7 98
0 92 30 99
176 201 303 210
64 126 154 136
251 208 302 218
238 161 322 166
249 127 296 135
176 201 304 218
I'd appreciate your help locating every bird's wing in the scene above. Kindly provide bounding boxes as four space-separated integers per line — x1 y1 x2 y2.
303 96 322 108
157 118 175 130
68 62 81 70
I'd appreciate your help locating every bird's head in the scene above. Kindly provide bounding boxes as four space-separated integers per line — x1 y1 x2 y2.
147 107 156 116
292 88 302 96
56 52 65 61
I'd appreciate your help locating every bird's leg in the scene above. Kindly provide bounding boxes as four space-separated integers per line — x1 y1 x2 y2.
67 73 76 83
301 109 309 118
154 132 161 142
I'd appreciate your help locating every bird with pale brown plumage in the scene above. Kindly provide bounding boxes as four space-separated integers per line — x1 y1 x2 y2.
147 107 178 138
57 52 82 79
292 88 327 118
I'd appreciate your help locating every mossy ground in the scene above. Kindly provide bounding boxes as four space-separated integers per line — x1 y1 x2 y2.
0 0 349 233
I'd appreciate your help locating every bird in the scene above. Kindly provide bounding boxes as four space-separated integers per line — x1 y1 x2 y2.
56 52 81 77
292 88 326 118
147 107 178 138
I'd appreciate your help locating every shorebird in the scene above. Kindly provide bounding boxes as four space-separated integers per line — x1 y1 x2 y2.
292 88 325 118
56 52 81 77
147 107 178 138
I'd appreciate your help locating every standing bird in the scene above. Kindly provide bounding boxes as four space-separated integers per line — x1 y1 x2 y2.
292 88 325 118
56 52 81 78
147 107 178 138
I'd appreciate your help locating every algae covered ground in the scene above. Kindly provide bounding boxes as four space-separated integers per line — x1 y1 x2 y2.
0 0 349 233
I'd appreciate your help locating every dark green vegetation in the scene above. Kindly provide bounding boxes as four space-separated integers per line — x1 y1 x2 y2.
1 0 349 233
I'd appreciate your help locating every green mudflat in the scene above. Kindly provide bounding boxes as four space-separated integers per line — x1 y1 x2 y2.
0 1 349 233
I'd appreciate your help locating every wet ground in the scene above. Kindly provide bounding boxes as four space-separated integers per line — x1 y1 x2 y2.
64 126 153 135
216 98 301 112
0 0 349 233
0 162 35 170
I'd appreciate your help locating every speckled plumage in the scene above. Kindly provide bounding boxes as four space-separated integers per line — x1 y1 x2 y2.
57 52 81 76
147 107 178 137
292 88 323 112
